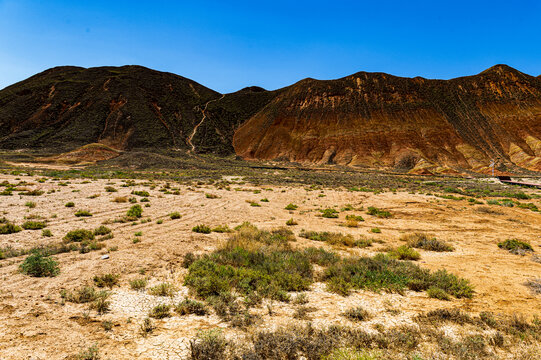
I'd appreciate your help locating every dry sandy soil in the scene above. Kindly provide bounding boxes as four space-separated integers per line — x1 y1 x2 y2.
0 172 540 359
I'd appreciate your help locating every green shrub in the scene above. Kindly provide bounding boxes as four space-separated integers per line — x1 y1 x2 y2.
427 287 451 300
498 239 533 254
75 210 92 217
342 306 370 321
299 230 355 247
132 190 150 197
22 221 46 230
25 201 36 208
0 223 22 234
189 329 228 360
387 246 420 260
130 278 147 290
367 206 392 218
75 344 100 360
19 249 59 277
192 224 212 234
285 203 298 210
324 254 473 298
403 233 454 252
321 208 339 218
65 201 75 207
212 225 232 233
148 282 176 297
93 273 119 288
370 227 381 233
302 247 340 266
169 212 181 219
127 204 143 218
205 193 219 199
20 189 44 196
149 304 171 319
345 214 365 222
185 225 311 300
64 229 95 243
286 218 298 226
42 229 53 237
93 225 111 236
176 299 208 315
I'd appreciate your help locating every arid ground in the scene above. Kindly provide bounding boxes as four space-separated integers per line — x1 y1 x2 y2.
1 166 540 359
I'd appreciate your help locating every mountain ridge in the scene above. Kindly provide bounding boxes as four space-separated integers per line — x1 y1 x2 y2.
2 64 541 173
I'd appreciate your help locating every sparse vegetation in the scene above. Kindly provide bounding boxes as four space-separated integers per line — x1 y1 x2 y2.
148 282 176 297
498 239 533 255
149 304 171 319
402 233 454 252
21 220 46 230
0 222 22 234
65 201 75 207
321 208 339 218
75 210 92 217
285 203 298 210
176 299 208 315
342 306 370 321
64 229 95 243
286 218 298 226
192 224 212 234
129 278 147 291
93 273 119 288
367 206 392 218
126 204 143 218
19 249 59 277
387 245 421 260
169 211 181 219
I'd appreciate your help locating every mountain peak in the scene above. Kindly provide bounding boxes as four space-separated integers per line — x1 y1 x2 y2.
480 64 521 76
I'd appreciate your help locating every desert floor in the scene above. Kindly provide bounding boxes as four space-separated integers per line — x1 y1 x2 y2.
0 173 540 359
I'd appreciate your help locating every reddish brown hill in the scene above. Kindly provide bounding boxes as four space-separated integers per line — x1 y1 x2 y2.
233 65 541 172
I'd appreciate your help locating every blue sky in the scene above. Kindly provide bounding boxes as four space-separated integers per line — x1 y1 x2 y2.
1 0 540 93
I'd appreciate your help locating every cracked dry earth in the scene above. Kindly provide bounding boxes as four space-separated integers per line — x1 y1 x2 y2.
0 173 540 359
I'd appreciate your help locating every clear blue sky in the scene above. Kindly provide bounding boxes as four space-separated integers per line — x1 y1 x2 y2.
1 0 540 93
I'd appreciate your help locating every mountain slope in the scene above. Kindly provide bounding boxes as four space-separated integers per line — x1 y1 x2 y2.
233 65 541 172
0 66 277 154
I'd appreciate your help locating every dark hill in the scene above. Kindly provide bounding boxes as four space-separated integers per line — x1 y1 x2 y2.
0 65 278 154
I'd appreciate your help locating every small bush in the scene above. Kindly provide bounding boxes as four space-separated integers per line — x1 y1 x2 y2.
22 221 46 230
90 295 111 314
19 249 59 277
132 190 150 197
403 233 454 252
42 229 53 237
21 189 44 196
285 203 298 210
345 214 364 222
75 344 100 360
367 206 392 218
192 224 212 234
130 278 148 291
321 208 339 218
149 304 171 319
93 226 111 236
25 201 36 208
286 218 298 226
169 212 181 219
190 329 228 360
299 230 355 247
498 239 533 255
65 202 75 207
61 286 102 303
93 273 119 288
139 318 154 336
112 196 128 203
212 225 232 233
75 210 92 217
342 306 370 321
427 286 451 300
105 186 117 192
370 227 381 234
64 229 95 243
0 223 22 235
126 204 143 218
176 299 208 315
387 246 420 260
148 282 176 297
205 193 219 199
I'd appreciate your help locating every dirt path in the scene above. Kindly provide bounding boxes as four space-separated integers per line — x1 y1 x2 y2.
187 94 225 152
